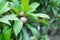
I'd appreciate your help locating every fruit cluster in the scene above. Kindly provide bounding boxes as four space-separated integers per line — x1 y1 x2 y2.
19 12 27 24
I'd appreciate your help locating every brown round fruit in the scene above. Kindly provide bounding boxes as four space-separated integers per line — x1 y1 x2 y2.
19 12 24 17
20 17 27 24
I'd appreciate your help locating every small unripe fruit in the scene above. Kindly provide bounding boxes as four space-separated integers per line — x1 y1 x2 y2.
20 17 27 24
19 12 24 17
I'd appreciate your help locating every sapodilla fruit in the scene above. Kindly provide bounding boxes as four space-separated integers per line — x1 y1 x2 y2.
19 12 24 17
20 17 27 24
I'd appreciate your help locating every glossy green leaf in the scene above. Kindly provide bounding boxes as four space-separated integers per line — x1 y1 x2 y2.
34 13 50 19
26 13 37 18
29 2 39 13
22 28 30 40
13 20 23 36
12 0 20 11
35 19 49 25
4 29 11 40
26 13 49 25
3 26 11 40
21 0 29 12
27 24 40 40
10 7 19 15
0 2 10 15
0 14 19 25
26 6 32 13
2 14 19 20
3 7 10 13
30 2 39 9
0 18 11 25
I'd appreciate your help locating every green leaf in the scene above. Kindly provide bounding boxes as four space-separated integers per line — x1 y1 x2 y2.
26 13 49 25
0 0 6 2
26 13 37 18
10 7 19 15
13 20 23 36
2 14 19 20
34 13 50 19
42 35 49 40
29 2 39 13
0 14 19 25
27 6 32 13
0 18 11 25
35 19 49 25
52 7 57 16
0 34 3 40
27 24 40 40
3 7 10 13
0 0 2 2
21 0 29 12
4 29 11 40
12 0 20 12
3 26 11 40
22 27 30 40
0 2 10 15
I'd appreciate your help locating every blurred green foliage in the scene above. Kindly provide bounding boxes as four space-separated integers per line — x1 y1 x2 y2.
0 0 60 40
